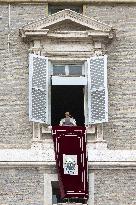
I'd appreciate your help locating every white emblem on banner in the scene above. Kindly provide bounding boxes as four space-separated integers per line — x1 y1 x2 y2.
63 154 78 175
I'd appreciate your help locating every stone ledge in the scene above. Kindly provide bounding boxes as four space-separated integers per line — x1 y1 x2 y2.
89 161 136 169
1 0 136 3
87 140 108 149
88 149 136 162
0 148 135 165
0 161 136 169
42 125 96 134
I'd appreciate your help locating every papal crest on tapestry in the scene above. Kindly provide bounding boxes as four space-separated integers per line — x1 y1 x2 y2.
63 154 78 175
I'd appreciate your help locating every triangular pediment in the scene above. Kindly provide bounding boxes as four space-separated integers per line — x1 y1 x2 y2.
44 19 91 32
20 9 114 39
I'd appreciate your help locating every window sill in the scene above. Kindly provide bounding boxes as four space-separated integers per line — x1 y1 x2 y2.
42 125 96 134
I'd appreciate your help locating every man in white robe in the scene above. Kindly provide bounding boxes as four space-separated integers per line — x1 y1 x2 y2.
59 112 76 126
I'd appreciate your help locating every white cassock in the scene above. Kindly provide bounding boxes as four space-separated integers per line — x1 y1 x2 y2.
59 117 76 126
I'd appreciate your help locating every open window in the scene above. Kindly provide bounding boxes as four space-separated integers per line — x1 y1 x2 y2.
29 54 108 126
51 85 85 126
50 63 87 126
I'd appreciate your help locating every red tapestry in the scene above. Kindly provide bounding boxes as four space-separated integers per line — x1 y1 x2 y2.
52 126 88 199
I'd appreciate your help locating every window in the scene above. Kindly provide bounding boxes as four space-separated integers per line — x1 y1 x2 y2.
51 85 85 126
51 63 86 126
48 4 83 15
29 54 108 126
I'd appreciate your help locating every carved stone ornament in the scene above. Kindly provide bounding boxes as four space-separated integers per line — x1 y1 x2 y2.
19 9 115 40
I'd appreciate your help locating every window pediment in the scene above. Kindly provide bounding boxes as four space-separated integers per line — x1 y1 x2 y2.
19 9 115 40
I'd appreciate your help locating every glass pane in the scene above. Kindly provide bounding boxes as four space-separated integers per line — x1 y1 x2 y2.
53 65 65 75
69 65 82 75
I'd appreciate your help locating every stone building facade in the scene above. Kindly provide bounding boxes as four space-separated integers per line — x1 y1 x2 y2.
0 0 136 205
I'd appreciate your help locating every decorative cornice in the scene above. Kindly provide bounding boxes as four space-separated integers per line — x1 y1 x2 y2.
89 162 136 169
19 9 115 40
0 139 135 169
0 146 136 163
0 161 136 169
21 9 112 32
20 30 113 38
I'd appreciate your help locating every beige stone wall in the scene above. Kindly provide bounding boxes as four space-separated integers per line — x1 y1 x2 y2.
0 168 44 204
0 4 47 148
0 3 136 205
94 169 136 204
85 4 136 149
0 3 136 149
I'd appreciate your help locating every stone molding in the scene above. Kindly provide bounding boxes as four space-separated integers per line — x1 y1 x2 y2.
19 9 114 39
0 147 135 169
1 0 136 3
21 9 112 31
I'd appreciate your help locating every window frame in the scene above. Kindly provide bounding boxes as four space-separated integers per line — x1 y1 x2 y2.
48 60 88 126
29 55 107 127
51 63 85 76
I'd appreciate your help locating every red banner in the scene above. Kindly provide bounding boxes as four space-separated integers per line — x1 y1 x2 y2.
52 126 88 199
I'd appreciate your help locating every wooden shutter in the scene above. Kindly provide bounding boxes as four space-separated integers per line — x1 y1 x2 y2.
88 55 108 124
29 54 48 123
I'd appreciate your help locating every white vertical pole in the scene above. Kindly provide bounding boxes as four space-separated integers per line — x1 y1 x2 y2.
88 171 94 205
84 61 88 126
87 58 91 125
48 61 51 125
44 173 52 205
